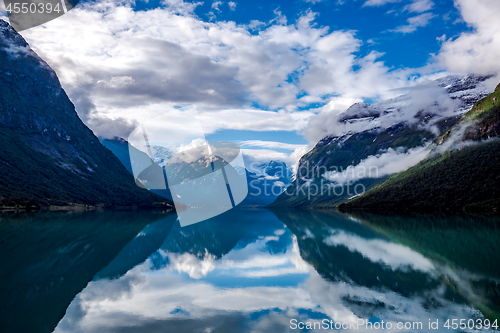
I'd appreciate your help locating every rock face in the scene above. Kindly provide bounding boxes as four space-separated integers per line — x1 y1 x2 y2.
0 20 172 207
270 75 492 209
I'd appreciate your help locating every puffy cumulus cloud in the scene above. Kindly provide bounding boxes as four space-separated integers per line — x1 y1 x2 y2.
393 12 435 33
323 145 430 185
162 0 204 15
437 0 500 76
211 1 223 12
21 0 413 141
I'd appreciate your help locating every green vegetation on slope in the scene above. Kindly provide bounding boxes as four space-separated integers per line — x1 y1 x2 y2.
339 139 500 214
270 124 435 208
0 129 169 208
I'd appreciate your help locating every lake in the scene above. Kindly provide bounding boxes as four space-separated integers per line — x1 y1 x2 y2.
0 209 499 333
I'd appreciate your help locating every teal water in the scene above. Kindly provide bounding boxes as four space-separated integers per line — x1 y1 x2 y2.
0 209 499 333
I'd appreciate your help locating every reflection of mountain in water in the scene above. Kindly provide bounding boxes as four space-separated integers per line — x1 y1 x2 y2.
0 211 169 333
160 209 259 258
272 209 444 297
95 215 177 280
42 209 499 333
348 212 500 320
6 209 500 333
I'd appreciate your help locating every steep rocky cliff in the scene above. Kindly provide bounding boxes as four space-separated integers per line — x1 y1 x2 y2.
0 20 172 208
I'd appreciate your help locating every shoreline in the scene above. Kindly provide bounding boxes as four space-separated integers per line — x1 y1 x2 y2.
0 203 175 212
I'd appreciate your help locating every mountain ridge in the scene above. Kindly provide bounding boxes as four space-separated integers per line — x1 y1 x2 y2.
270 74 492 209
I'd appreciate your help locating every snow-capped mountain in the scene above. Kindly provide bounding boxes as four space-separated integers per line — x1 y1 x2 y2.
270 74 493 208
339 83 500 214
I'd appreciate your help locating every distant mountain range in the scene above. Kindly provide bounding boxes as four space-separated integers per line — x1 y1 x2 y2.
339 84 500 214
100 136 293 207
0 20 172 209
99 137 174 201
270 75 493 209
243 160 293 206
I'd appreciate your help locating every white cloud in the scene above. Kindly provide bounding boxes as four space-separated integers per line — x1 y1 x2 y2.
20 0 416 142
162 0 203 15
323 145 430 185
393 12 435 33
404 0 434 13
198 109 315 133
18 0 497 168
211 0 222 12
237 140 307 151
168 251 217 279
437 0 500 76
241 148 296 166
228 1 237 11
364 0 433 12
304 82 462 143
363 0 401 6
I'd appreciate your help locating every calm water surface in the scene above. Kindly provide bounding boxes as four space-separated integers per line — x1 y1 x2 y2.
0 209 499 333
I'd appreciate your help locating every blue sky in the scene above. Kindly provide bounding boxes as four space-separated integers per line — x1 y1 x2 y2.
122 0 470 70
189 0 468 69
6 0 500 166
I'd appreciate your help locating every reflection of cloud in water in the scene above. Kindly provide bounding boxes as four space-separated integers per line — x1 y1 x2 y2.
159 234 308 279
324 230 434 272
53 218 487 333
166 249 217 279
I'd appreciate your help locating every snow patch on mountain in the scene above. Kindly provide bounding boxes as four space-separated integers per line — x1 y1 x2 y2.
306 74 492 144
